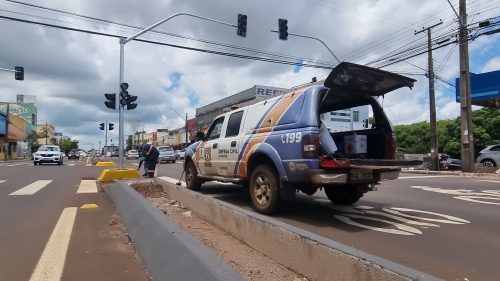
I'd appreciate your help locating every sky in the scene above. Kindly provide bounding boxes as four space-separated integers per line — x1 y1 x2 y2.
0 0 499 150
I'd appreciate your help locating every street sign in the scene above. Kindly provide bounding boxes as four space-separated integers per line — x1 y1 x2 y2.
456 69 500 108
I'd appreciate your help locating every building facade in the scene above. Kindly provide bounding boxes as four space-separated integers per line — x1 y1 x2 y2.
0 102 38 160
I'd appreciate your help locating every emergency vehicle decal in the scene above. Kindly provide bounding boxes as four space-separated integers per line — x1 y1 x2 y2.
235 90 304 177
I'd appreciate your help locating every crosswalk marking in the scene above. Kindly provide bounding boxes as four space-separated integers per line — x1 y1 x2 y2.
9 180 53 196
77 180 98 194
7 163 27 167
29 207 77 281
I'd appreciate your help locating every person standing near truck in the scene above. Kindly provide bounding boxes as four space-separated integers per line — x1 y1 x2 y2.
141 144 159 178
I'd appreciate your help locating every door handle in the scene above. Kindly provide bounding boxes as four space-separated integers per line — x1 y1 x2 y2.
212 143 218 149
231 141 237 148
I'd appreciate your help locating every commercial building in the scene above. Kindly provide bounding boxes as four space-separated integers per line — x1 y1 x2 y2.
0 102 38 160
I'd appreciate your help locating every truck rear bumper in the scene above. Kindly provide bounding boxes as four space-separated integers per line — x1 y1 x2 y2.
309 169 400 185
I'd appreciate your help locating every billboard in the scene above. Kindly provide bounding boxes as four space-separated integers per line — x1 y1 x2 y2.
0 113 6 135
456 69 500 108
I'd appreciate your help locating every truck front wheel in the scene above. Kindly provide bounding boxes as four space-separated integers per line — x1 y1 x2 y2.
185 161 202 191
249 164 280 214
325 185 364 205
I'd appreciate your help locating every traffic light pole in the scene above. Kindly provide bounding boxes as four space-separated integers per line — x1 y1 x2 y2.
117 13 236 169
270 30 341 64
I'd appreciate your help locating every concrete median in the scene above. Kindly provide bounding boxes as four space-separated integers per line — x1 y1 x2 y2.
154 177 441 281
108 182 245 281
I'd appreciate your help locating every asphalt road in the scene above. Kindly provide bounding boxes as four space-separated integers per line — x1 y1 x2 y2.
154 160 500 281
0 159 148 281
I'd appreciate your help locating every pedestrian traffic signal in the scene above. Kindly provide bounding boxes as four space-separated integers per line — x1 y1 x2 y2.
109 123 114 131
237 14 247 37
99 123 105 130
104 93 116 110
15 66 24 81
278 18 288 40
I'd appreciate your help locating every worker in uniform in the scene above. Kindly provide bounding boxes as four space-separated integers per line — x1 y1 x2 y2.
137 145 148 176
141 144 159 178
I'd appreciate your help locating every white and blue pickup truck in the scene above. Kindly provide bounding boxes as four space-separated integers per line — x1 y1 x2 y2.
184 62 421 214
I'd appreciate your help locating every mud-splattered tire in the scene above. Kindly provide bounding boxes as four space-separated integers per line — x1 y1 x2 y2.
249 164 280 214
185 161 202 191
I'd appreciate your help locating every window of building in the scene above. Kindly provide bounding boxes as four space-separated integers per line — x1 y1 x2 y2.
225 111 243 137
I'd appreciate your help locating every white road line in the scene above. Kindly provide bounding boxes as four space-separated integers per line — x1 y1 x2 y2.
29 207 77 281
0 180 5 184
398 176 458 179
7 163 28 167
67 164 76 166
9 180 53 196
85 164 92 167
478 180 500 183
77 180 98 194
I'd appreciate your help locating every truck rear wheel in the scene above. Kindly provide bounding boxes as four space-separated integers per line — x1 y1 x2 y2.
185 161 202 191
249 164 280 214
325 185 364 205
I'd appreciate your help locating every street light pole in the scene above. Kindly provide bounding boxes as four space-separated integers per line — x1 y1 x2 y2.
170 108 188 148
117 13 235 169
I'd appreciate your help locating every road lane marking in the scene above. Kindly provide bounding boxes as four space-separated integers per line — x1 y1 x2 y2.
77 180 97 193
9 180 53 196
412 185 500 205
478 180 500 183
7 163 27 167
67 164 76 166
0 180 5 184
398 176 458 179
29 207 77 281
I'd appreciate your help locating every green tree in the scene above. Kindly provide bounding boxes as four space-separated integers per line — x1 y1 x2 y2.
59 139 78 155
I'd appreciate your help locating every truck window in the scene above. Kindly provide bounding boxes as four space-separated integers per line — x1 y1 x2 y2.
206 116 225 140
225 111 243 137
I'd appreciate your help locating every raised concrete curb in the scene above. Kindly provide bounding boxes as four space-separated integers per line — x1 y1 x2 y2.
108 182 245 281
98 168 140 181
155 177 442 281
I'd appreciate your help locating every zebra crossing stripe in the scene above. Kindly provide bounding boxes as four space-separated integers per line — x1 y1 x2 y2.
29 207 77 281
77 180 98 194
9 180 53 196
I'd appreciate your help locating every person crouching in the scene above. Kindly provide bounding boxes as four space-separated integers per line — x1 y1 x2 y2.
142 144 159 178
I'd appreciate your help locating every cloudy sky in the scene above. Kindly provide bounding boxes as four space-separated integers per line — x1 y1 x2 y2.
1 0 499 150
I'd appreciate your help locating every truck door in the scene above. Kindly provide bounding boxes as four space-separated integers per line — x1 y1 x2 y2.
197 116 224 176
216 110 244 177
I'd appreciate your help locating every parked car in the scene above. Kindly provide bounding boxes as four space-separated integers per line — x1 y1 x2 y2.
476 144 500 167
111 150 119 157
78 150 87 158
184 62 420 214
178 149 185 159
126 149 139 160
67 149 79 159
158 146 176 163
441 158 462 170
33 145 64 165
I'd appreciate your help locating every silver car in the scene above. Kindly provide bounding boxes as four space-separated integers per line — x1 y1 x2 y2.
476 144 500 167
158 146 176 163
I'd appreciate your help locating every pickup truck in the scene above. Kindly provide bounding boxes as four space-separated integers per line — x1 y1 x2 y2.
184 62 420 214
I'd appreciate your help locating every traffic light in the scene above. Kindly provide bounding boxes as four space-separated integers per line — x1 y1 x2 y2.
120 83 129 107
278 18 288 40
15 66 24 81
126 95 137 110
99 123 105 130
237 14 247 37
119 82 137 110
109 123 114 131
104 93 116 110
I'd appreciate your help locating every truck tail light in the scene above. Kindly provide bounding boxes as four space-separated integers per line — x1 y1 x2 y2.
302 133 319 158
384 132 397 159
319 156 350 168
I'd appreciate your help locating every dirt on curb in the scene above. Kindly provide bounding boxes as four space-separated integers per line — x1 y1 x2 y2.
130 181 307 281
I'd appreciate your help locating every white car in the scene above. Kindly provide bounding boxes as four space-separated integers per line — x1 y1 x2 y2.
126 149 139 160
33 145 64 165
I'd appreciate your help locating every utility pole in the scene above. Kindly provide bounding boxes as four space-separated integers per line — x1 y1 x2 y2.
105 121 108 157
415 20 442 171
45 122 48 145
459 0 475 172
